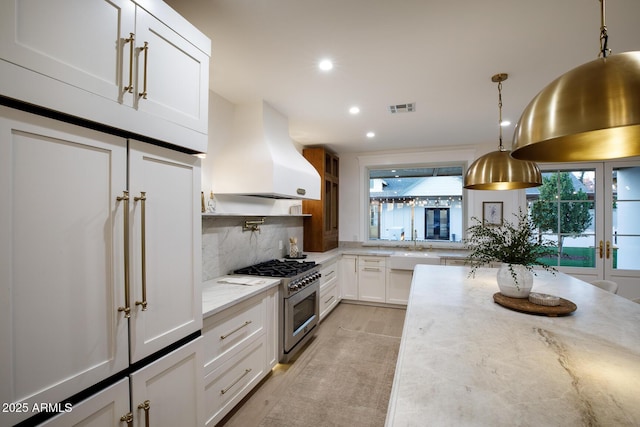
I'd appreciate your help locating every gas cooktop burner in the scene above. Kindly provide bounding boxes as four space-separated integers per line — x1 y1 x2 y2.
234 259 316 278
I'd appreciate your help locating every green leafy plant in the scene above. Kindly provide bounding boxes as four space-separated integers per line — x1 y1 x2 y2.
464 209 557 288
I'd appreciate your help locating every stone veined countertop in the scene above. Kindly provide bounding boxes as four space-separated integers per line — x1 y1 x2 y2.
385 265 640 426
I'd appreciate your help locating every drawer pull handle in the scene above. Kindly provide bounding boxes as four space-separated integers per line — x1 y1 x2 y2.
221 368 252 395
220 320 252 340
325 270 335 277
324 295 335 304
363 267 381 272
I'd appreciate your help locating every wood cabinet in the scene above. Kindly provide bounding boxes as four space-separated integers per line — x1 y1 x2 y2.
0 0 210 152
202 287 278 426
358 256 387 303
0 106 202 426
319 258 340 320
302 148 339 252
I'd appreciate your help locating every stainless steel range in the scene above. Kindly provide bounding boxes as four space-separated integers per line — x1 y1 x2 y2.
234 259 320 362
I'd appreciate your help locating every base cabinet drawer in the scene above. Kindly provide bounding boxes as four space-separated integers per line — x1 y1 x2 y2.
202 295 265 374
320 282 338 321
204 338 267 427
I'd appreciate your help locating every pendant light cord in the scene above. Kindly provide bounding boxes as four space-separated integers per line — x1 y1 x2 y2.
497 79 505 151
599 0 610 58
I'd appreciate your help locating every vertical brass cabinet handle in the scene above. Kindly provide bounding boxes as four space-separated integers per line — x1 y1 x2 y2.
123 33 134 93
599 240 604 259
120 412 133 427
137 400 150 427
134 192 148 310
139 42 149 99
117 191 131 318
606 240 611 259
221 369 252 395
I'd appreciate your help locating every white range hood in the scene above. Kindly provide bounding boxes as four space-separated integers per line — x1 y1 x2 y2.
212 101 320 200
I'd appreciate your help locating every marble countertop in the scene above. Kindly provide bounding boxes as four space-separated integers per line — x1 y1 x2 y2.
202 275 281 319
386 265 640 426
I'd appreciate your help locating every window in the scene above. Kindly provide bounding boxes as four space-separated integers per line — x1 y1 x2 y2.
368 166 464 242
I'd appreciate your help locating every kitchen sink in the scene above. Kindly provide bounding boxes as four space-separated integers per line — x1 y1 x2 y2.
388 251 440 270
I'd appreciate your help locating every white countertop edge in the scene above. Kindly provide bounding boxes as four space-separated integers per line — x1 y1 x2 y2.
202 276 281 319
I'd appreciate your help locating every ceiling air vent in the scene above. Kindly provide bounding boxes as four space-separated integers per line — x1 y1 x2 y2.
388 103 416 114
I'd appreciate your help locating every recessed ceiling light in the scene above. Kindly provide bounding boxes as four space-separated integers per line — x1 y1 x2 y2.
318 59 333 71
349 106 360 115
366 132 375 138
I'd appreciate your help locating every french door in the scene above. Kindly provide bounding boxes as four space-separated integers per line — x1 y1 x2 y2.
533 159 640 298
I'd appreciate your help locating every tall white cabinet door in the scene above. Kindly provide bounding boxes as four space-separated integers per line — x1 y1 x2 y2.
130 338 204 427
0 107 129 426
134 8 209 134
37 379 130 427
0 0 136 105
128 140 202 362
340 255 358 299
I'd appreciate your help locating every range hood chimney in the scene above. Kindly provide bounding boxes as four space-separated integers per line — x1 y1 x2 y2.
212 101 321 200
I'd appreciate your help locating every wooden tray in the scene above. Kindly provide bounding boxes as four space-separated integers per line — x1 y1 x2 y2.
493 293 577 317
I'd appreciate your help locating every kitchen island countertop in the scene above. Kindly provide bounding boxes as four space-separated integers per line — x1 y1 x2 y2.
386 265 640 426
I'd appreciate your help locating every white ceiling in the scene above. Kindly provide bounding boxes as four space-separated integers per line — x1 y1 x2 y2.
165 0 640 154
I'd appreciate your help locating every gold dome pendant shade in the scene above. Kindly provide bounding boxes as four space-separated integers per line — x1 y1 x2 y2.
464 74 542 190
511 1 640 162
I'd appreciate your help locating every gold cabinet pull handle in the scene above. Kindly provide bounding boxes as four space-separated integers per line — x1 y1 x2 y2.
137 400 150 427
123 33 134 93
134 192 148 310
120 412 133 427
116 191 131 318
599 240 604 259
221 369 252 395
139 42 149 99
606 240 611 259
324 295 335 304
220 320 252 340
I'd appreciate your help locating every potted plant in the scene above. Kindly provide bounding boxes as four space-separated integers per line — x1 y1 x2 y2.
464 209 557 298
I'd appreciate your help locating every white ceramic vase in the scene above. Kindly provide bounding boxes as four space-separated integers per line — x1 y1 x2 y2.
496 263 533 298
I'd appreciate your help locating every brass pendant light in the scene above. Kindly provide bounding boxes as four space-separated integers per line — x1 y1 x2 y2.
511 0 640 162
464 74 542 190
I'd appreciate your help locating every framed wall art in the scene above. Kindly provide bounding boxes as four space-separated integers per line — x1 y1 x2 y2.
483 201 503 226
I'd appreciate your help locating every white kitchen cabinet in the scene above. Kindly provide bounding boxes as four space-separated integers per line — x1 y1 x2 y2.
339 255 358 300
0 106 202 426
40 338 204 427
0 0 210 152
128 140 202 362
358 256 387 303
0 106 129 426
387 269 412 305
38 379 130 427
319 258 339 320
202 287 278 426
129 338 204 427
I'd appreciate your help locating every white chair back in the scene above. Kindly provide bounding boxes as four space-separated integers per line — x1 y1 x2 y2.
591 280 619 294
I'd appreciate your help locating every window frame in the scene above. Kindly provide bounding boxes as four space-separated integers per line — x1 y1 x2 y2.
357 149 476 247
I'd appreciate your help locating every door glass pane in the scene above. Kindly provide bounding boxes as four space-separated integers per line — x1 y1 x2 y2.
528 170 595 268
612 167 640 270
